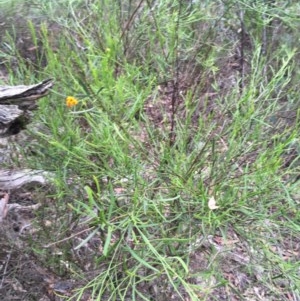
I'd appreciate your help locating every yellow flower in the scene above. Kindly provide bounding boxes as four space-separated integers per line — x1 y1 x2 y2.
66 96 78 108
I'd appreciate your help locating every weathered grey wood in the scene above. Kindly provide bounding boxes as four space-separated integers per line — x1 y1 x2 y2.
0 104 23 126
0 169 52 190
0 79 54 137
0 79 54 195
0 78 54 108
0 105 24 137
0 193 9 222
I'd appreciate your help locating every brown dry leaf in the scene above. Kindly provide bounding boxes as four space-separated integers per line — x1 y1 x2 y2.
208 196 219 210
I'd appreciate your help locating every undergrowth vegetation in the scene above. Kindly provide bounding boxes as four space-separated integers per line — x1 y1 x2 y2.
1 0 300 300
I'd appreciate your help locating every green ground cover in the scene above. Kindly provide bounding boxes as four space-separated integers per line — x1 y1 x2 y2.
0 0 299 300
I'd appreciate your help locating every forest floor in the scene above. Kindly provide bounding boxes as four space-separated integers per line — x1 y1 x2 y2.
0 1 299 301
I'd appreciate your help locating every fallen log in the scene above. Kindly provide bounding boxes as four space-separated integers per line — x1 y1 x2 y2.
0 79 54 193
0 78 54 107
0 79 54 137
0 169 52 190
